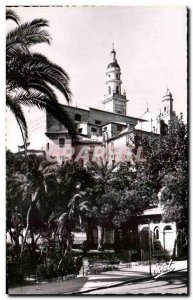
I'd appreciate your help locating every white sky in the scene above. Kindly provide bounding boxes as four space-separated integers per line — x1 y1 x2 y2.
6 6 187 151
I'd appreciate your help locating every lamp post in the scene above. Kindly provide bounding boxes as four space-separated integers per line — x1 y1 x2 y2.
148 220 152 275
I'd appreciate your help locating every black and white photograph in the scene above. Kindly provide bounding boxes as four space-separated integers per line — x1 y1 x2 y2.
5 3 188 295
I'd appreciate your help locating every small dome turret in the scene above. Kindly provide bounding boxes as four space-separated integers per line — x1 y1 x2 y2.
165 88 172 98
107 44 120 69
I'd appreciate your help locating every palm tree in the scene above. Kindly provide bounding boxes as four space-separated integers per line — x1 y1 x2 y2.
68 192 89 227
8 154 59 257
56 192 90 271
6 9 77 154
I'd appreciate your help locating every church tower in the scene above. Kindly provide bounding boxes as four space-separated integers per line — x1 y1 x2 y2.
160 88 174 125
102 45 128 115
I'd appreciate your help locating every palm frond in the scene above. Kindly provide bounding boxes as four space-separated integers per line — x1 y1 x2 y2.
21 53 71 102
6 9 20 24
6 18 51 54
14 90 77 137
6 94 28 140
30 53 70 79
6 41 31 59
6 53 72 103
26 82 58 103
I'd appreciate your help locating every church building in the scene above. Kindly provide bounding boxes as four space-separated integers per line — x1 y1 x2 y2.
44 46 173 167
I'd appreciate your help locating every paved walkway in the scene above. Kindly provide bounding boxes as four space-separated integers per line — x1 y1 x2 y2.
8 260 187 295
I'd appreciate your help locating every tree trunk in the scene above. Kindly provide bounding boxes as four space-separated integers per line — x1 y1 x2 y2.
30 229 36 257
21 191 39 258
114 229 121 253
57 231 73 272
17 120 27 157
97 225 104 251
21 224 29 258
15 227 20 268
87 224 94 248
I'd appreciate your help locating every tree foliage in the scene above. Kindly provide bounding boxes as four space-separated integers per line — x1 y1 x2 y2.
85 162 151 230
138 114 188 230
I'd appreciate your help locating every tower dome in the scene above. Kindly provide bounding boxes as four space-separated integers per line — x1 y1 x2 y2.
107 61 120 69
107 46 120 69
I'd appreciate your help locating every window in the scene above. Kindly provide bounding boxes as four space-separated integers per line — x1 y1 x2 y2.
59 137 65 147
117 125 122 132
108 86 111 94
78 128 82 134
109 74 110 78
46 143 49 150
89 146 95 154
116 86 119 94
95 120 101 125
116 74 119 79
75 113 81 122
164 225 172 231
154 227 160 240
91 127 97 133
164 106 166 112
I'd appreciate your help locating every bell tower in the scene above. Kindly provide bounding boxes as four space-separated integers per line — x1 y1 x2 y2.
161 88 174 125
102 45 128 115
